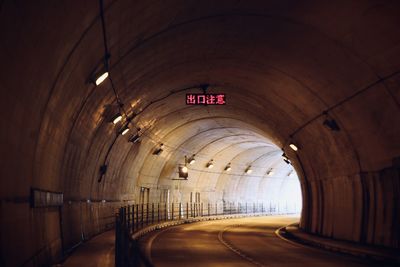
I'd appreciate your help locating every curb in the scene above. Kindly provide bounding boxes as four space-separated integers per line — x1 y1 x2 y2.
280 225 400 264
131 212 292 240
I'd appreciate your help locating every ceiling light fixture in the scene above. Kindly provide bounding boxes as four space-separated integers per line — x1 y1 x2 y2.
153 143 164 155
206 160 214 169
120 126 130 135
178 163 188 179
245 166 252 174
267 169 274 176
289 143 299 151
95 71 109 86
282 152 291 164
111 113 122 124
188 155 196 165
224 163 232 172
323 118 341 131
129 134 140 143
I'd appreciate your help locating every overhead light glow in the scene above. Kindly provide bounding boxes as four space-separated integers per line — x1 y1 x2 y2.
245 166 252 174
282 152 289 161
121 126 130 135
181 166 188 173
282 152 291 165
129 134 140 143
224 163 231 172
95 71 109 86
289 143 298 151
267 169 274 176
112 113 122 124
206 160 214 169
188 155 196 165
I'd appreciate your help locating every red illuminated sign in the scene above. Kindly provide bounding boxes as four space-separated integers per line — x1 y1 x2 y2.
186 93 226 105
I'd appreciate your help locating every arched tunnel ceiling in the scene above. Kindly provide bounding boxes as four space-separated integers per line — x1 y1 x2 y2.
1 2 400 265
0 0 398 199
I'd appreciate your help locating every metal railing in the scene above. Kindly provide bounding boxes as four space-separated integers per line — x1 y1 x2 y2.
115 202 296 267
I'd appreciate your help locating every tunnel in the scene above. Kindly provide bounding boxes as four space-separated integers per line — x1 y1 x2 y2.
0 1 399 267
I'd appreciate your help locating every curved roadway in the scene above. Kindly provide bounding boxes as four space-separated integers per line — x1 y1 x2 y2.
138 216 393 267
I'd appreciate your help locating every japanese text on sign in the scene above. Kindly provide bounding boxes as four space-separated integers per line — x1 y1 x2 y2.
186 93 226 105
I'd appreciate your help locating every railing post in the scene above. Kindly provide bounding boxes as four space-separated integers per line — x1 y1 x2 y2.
186 202 189 219
157 203 160 222
208 203 210 216
146 203 149 225
141 204 144 228
152 203 155 224
123 207 127 226
172 203 174 220
215 202 217 215
127 206 132 230
132 205 135 233
164 203 167 221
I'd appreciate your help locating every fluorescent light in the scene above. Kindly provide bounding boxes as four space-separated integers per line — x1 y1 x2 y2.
289 143 298 151
225 164 231 171
121 126 130 135
245 166 252 174
282 152 289 161
129 134 140 143
188 155 196 164
112 113 122 124
206 161 214 169
95 71 109 85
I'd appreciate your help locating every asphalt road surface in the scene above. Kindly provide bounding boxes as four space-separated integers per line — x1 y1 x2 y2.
138 216 393 267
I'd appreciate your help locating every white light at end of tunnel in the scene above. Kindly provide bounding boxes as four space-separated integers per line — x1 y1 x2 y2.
95 71 109 86
289 143 299 151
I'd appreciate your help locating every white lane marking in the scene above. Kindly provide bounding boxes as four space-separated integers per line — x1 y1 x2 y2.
218 224 268 267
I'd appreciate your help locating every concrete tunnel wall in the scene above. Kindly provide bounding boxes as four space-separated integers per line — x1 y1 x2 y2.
0 1 399 266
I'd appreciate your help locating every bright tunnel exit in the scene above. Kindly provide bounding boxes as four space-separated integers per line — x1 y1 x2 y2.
135 106 303 215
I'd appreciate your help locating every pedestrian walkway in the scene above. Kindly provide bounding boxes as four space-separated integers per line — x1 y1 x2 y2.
282 225 399 264
62 230 115 267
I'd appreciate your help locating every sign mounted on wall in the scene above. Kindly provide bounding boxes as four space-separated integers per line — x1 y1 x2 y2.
186 93 226 105
30 188 63 208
